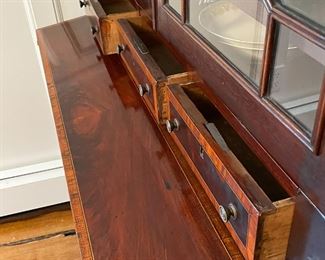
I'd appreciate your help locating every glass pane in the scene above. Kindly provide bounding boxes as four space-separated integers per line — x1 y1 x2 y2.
269 24 325 134
188 0 268 86
167 0 182 15
279 0 325 28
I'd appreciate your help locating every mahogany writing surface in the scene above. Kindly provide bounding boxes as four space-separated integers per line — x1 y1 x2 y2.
37 16 241 260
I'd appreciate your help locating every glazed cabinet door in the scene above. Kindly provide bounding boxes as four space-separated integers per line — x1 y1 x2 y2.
267 23 324 135
187 0 268 86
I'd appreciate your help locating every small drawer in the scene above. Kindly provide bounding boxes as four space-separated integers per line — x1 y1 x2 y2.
166 85 295 260
85 4 103 50
81 0 140 54
117 16 198 122
119 34 156 118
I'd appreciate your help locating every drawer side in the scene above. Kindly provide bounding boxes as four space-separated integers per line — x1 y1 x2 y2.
255 198 295 259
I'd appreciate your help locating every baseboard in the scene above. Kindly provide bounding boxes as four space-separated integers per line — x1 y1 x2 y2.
0 160 69 217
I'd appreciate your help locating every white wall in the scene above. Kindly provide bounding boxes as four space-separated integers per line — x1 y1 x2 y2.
31 0 85 28
60 0 85 21
1 0 61 171
0 0 84 216
30 0 58 28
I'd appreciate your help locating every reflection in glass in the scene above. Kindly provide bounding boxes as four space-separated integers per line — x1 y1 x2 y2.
269 24 325 134
167 0 182 15
279 0 325 28
188 0 268 86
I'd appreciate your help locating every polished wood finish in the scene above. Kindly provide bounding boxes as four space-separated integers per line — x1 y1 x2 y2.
156 4 299 196
37 16 243 260
169 104 249 248
38 25 94 259
160 125 243 260
156 1 325 259
167 85 295 259
312 77 325 154
272 4 324 46
117 16 198 122
36 0 325 258
84 0 139 54
259 15 275 98
156 0 325 215
286 194 325 259
119 31 157 119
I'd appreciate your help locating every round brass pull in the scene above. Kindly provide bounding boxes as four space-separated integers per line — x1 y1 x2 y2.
116 44 125 54
91 26 98 35
219 203 237 223
199 146 205 159
166 119 180 133
138 83 150 97
79 0 88 8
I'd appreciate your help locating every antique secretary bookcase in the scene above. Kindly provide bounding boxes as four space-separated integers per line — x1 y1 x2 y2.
37 0 324 259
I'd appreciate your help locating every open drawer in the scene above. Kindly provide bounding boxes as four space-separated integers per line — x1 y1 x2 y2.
116 16 198 122
166 84 296 260
81 0 140 54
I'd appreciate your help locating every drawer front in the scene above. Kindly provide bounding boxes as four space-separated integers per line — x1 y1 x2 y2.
117 18 167 82
118 18 198 122
167 86 297 260
170 105 248 246
120 37 156 114
86 1 140 54
84 3 103 50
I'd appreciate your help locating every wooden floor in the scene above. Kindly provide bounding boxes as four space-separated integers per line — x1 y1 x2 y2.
0 204 81 260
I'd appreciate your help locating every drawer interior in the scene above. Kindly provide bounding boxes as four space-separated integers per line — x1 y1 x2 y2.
182 87 289 202
126 17 186 76
99 0 136 14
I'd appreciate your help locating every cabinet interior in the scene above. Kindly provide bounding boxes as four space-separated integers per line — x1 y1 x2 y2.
182 86 289 202
127 17 186 76
99 0 136 14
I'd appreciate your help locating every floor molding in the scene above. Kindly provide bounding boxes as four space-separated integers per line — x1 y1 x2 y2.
0 159 63 180
0 160 69 217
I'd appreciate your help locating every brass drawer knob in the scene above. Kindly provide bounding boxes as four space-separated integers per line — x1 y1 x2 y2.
199 146 205 159
116 44 125 54
138 83 150 97
219 203 237 223
79 0 88 8
91 26 98 35
166 119 180 133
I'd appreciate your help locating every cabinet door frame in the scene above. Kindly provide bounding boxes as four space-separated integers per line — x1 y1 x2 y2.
159 0 325 154
156 0 325 214
260 9 325 154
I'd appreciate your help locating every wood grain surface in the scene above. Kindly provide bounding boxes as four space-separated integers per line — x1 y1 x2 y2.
0 235 80 260
167 85 296 259
37 16 242 260
155 2 325 259
156 0 325 216
86 0 140 55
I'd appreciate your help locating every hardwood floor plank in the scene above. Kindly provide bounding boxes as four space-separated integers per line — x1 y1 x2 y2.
0 235 81 260
0 210 76 244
